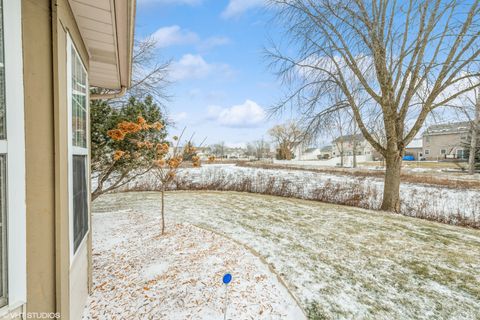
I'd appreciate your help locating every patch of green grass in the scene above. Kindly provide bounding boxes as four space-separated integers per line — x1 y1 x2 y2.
306 301 329 320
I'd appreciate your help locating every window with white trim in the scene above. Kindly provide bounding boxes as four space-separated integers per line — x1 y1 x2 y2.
67 36 89 256
0 0 27 309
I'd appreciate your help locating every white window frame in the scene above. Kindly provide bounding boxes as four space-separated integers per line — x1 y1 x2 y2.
66 34 90 263
0 0 27 315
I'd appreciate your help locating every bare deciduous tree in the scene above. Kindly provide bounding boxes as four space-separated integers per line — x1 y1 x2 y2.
269 122 303 160
331 110 348 167
253 138 270 160
151 131 201 235
94 37 170 107
267 0 480 211
210 142 226 158
246 142 256 157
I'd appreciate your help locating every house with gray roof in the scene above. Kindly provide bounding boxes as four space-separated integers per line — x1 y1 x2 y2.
422 121 471 160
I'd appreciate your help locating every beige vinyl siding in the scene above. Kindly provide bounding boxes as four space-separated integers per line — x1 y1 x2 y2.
23 1 91 318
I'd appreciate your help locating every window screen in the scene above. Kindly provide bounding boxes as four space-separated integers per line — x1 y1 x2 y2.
73 155 88 252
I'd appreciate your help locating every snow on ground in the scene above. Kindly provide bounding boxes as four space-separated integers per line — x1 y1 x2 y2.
273 155 367 168
93 191 480 320
274 156 368 167
124 164 480 225
82 207 305 320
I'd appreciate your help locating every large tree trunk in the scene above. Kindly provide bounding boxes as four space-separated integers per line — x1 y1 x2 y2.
381 152 402 212
468 98 479 175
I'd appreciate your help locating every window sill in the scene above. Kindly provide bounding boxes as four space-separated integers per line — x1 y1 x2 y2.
0 301 26 319
70 230 90 267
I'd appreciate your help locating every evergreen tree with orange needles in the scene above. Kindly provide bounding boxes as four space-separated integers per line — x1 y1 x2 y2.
91 96 167 200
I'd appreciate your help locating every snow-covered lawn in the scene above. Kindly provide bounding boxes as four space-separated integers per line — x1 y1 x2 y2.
83 207 304 319
93 191 480 319
123 164 479 226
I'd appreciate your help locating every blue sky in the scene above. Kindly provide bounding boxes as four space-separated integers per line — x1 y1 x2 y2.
135 0 293 147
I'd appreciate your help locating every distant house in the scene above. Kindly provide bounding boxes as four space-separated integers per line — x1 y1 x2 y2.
225 147 247 159
332 134 379 161
294 144 322 160
405 138 423 160
194 147 211 160
422 121 470 160
319 145 333 159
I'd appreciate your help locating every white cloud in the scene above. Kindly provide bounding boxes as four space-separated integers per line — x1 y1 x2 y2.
151 25 199 48
169 54 211 80
169 54 233 81
150 26 230 50
138 0 202 6
207 100 266 127
221 0 265 19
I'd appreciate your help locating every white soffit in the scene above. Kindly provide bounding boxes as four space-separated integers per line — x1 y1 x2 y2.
69 0 134 90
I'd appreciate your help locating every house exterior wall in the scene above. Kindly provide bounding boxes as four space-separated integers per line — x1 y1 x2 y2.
22 1 91 319
404 147 423 160
332 140 361 157
332 140 367 155
422 132 469 160
295 147 322 160
332 140 381 162
300 149 322 160
22 0 57 313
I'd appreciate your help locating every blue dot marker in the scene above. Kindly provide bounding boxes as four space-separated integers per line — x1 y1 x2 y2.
223 273 232 284
222 273 232 320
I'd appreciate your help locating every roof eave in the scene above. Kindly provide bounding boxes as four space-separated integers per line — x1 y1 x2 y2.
115 0 136 89
69 0 136 90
